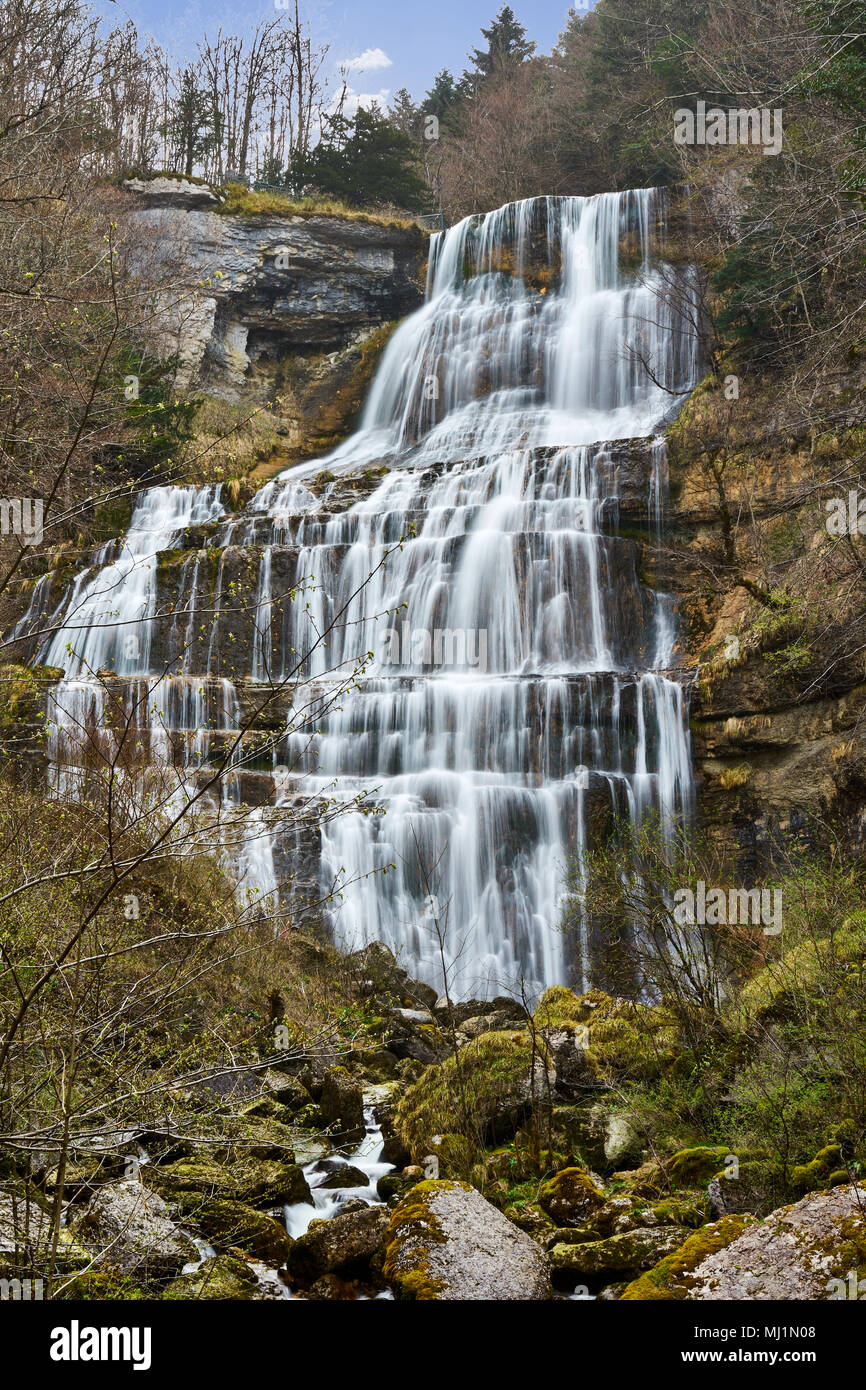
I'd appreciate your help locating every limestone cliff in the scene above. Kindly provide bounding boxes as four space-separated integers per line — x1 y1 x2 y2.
126 177 429 466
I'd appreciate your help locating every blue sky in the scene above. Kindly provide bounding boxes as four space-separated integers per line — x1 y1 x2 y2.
95 0 589 105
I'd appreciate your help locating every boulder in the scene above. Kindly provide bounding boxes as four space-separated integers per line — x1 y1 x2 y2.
667 1145 731 1188
546 1028 598 1096
620 1215 761 1299
0 1191 89 1275
382 1180 551 1300
369 1082 411 1168
460 1010 528 1039
71 1181 197 1279
538 1167 607 1227
687 1183 866 1300
319 1067 365 1141
317 1165 370 1190
377 1172 422 1203
164 1254 259 1300
395 1029 553 1156
287 1205 389 1286
145 1155 311 1210
549 1225 690 1280
194 1199 292 1264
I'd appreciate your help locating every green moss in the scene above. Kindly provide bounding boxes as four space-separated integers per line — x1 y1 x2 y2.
620 1214 758 1300
534 985 591 1028
194 1199 292 1263
667 1146 732 1188
739 918 866 1022
791 1144 844 1195
651 1195 712 1227
216 184 427 231
381 1179 463 1300
394 1030 542 1158
163 1254 258 1300
538 1167 607 1226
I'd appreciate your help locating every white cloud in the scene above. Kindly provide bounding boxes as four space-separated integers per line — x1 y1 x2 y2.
338 85 391 117
340 47 393 75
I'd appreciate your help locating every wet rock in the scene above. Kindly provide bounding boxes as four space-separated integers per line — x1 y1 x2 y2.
317 1164 370 1190
71 1181 197 1279
287 1205 389 1286
368 1082 411 1168
376 1172 422 1203
382 1180 551 1300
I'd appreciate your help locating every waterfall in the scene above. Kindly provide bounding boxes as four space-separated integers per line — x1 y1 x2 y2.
19 189 700 1000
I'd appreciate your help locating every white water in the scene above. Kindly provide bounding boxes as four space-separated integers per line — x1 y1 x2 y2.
21 189 700 999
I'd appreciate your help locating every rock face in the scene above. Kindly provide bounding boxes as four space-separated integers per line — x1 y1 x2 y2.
71 1181 198 1279
383 1180 552 1300
125 178 428 455
686 1183 866 1300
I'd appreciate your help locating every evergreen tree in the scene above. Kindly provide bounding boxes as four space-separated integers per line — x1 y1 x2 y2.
464 5 535 89
294 106 428 210
389 87 421 138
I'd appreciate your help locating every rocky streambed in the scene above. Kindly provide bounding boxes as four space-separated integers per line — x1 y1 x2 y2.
4 939 865 1302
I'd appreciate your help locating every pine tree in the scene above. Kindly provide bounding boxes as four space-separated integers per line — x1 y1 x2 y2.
465 5 535 87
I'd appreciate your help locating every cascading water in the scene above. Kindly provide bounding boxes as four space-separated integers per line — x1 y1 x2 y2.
18 189 700 1000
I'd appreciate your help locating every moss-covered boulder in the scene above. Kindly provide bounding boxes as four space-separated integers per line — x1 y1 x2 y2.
377 1172 422 1203
382 1180 551 1300
145 1156 311 1210
651 1195 712 1228
549 1225 690 1280
317 1164 369 1190
194 1200 292 1264
287 1205 389 1287
538 1167 607 1227
790 1145 845 1195
620 1215 759 1299
163 1254 259 1300
667 1146 732 1188
663 1184 866 1299
319 1067 365 1142
395 1030 552 1157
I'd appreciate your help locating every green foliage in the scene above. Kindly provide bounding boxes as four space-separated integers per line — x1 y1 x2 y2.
288 108 429 211
115 345 199 467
